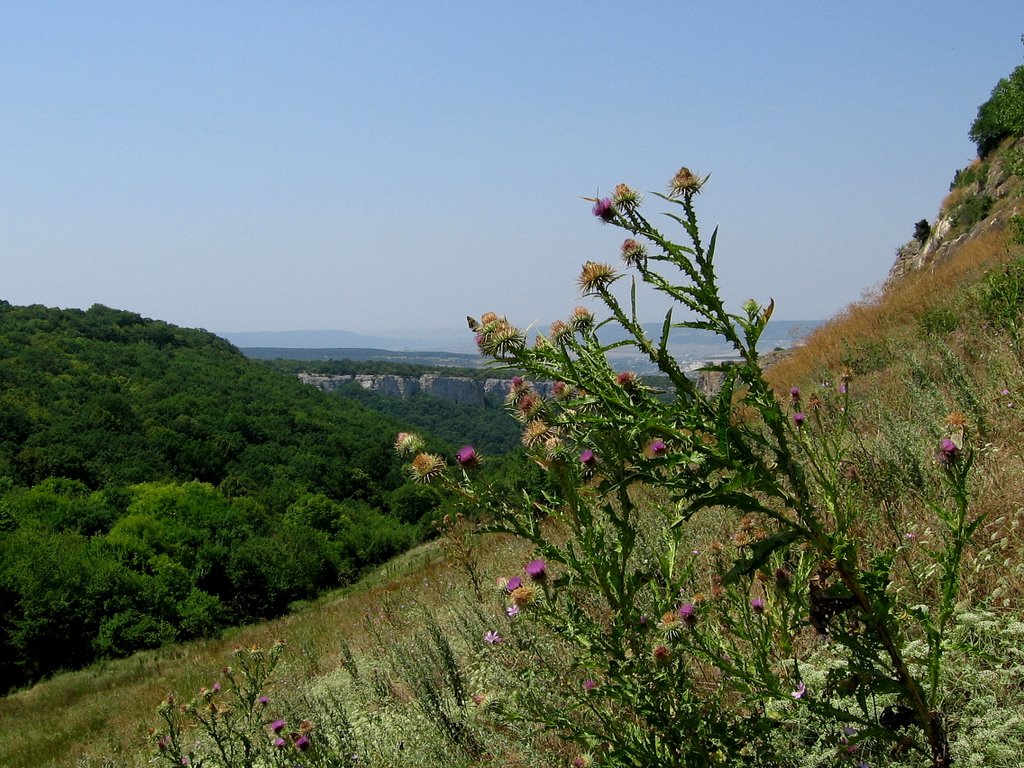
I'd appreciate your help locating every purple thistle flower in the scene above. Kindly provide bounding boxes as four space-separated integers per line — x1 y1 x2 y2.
644 439 668 459
789 386 801 404
484 630 503 644
505 576 522 591
583 678 597 691
456 445 480 469
579 449 597 468
678 603 697 627
212 682 221 692
750 597 765 614
258 695 269 706
270 719 286 734
525 559 547 580
793 412 807 428
273 737 287 748
937 438 960 467
592 197 615 222
294 734 311 751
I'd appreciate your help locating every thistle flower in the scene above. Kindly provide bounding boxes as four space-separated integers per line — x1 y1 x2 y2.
505 576 523 592
591 197 615 222
522 419 553 447
270 719 286 734
937 438 960 467
569 306 594 331
677 603 697 628
578 261 619 294
394 432 425 456
644 439 668 459
653 644 671 662
613 183 641 209
789 386 801 404
273 737 287 748
620 238 648 267
456 445 480 470
750 597 765 615
668 167 707 197
511 584 536 606
579 449 597 468
616 370 638 389
552 380 571 399
294 734 311 751
582 678 597 691
478 318 525 357
793 412 807 428
409 453 446 483
525 559 547 580
549 320 570 341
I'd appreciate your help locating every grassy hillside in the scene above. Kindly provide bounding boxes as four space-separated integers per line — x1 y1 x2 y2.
3 63 1024 768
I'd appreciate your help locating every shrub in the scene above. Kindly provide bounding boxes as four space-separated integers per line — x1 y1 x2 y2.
399 168 983 767
970 64 1024 158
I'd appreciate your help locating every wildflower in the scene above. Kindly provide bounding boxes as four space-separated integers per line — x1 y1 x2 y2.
678 603 697 628
552 380 570 399
212 682 221 692
569 306 593 333
394 432 424 456
505 576 523 592
613 183 641 209
644 439 668 458
750 597 765 614
258 695 269 706
484 630 503 644
653 644 671 662
506 604 520 618
549 320 570 341
789 386 801 404
946 411 967 429
511 585 536 606
572 754 594 768
271 719 286 734
591 197 615 222
579 449 597 468
525 559 547 580
578 261 619 294
409 453 446 483
583 678 597 691
616 370 638 389
668 167 707 197
936 438 960 467
791 681 806 699
516 392 540 419
294 734 311 751
793 412 806 428
522 419 553 447
455 445 480 470
273 737 287 748
620 238 647 267
774 568 792 590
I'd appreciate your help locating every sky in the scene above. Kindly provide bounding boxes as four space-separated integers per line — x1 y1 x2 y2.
2 2 1023 339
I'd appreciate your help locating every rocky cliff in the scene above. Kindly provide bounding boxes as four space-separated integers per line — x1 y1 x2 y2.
890 135 1023 280
297 373 556 406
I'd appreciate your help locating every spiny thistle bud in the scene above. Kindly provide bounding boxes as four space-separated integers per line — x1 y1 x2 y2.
936 438 961 467
552 380 571 400
668 166 707 198
613 183 642 210
480 311 499 326
477 318 525 357
394 432 425 456
522 419 554 447
616 370 639 389
409 453 446 483
570 306 594 331
549 320 570 342
578 261 619 294
644 439 668 459
620 238 647 267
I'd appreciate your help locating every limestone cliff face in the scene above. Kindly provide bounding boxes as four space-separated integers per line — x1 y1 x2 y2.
297 372 558 406
889 136 1023 281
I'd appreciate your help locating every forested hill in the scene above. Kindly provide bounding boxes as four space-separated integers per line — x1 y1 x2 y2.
0 301 442 691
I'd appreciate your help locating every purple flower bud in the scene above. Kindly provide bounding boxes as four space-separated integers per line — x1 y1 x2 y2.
937 438 960 467
579 449 597 468
793 412 807 428
583 678 597 691
270 719 286 734
644 439 668 459
677 603 697 627
505 576 522 591
750 597 765 614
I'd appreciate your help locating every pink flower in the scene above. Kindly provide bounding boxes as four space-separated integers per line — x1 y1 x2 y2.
583 678 597 691
525 559 547 580
506 576 522 591
456 445 479 469
793 412 807 428
791 681 807 699
484 631 503 644
592 198 614 222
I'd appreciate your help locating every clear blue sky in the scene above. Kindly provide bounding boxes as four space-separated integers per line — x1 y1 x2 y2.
2 2 1022 336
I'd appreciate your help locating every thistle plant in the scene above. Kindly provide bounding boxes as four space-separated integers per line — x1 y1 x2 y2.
399 168 983 767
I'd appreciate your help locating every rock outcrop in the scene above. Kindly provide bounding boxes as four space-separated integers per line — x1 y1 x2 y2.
297 373 560 406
